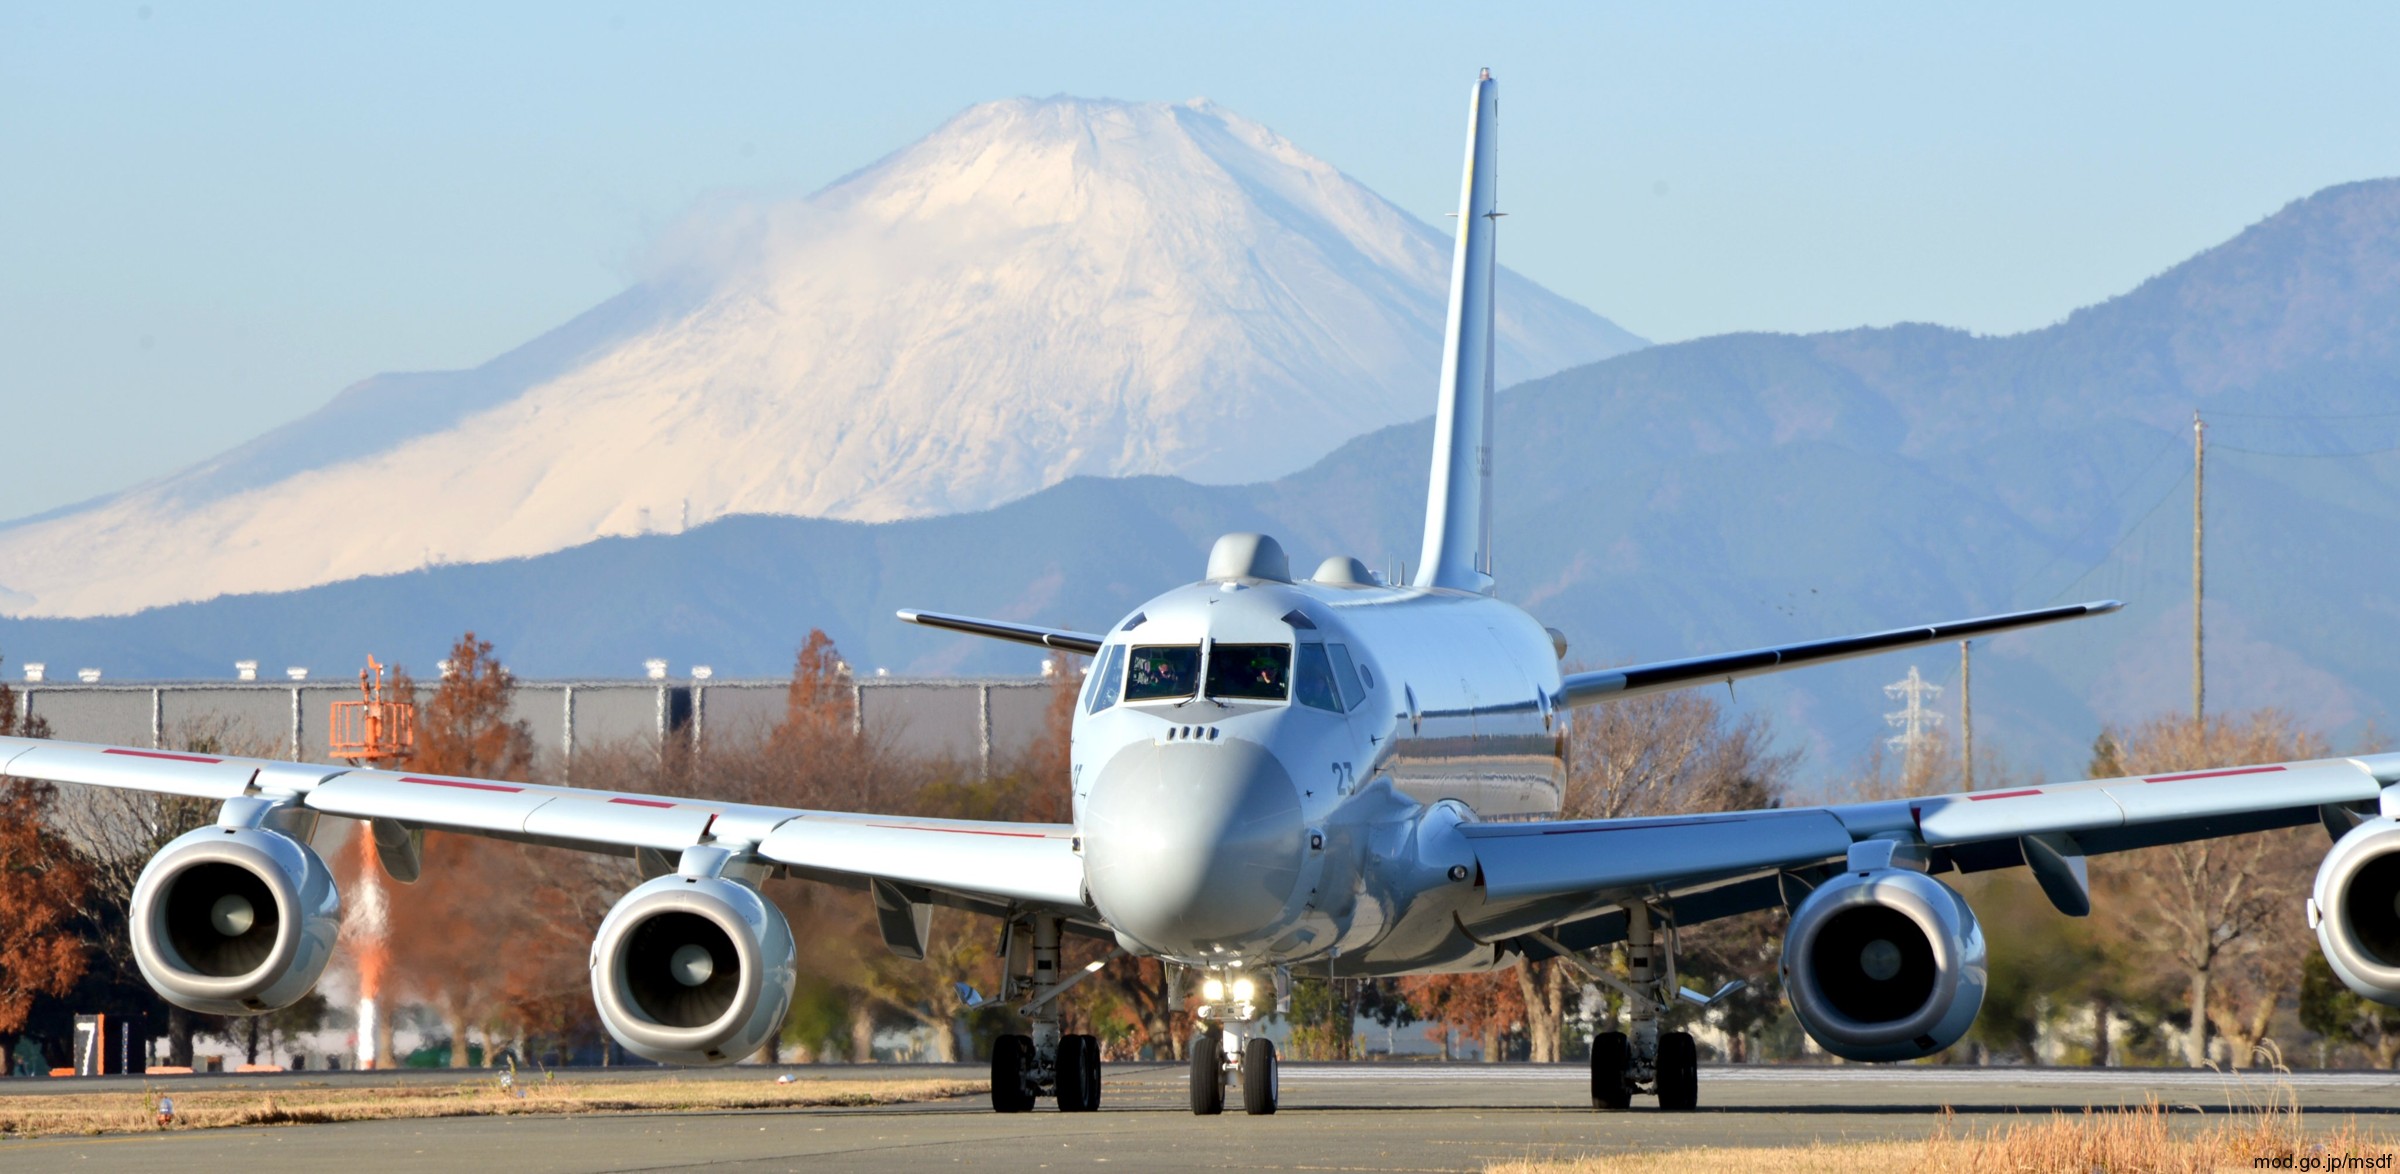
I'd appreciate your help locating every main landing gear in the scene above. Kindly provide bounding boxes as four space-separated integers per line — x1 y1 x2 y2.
988 913 1109 1113
1189 969 1278 1116
1533 901 1738 1114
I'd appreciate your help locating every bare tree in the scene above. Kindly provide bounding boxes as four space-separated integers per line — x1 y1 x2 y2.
2088 710 2327 1068
1490 684 1801 1062
1561 685 1796 821
43 717 272 1067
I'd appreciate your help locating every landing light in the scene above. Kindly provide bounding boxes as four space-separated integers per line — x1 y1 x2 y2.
1232 977 1256 1002
1202 978 1226 1002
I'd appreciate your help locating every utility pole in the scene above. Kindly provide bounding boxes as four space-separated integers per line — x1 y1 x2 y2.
1885 666 1944 783
1959 640 1974 791
2192 409 2206 726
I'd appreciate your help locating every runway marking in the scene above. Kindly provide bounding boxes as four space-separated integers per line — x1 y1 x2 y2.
1276 1066 2400 1088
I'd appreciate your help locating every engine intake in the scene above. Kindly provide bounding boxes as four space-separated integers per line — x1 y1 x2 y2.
591 873 797 1066
2314 817 2400 1006
130 825 341 1015
1781 866 1986 1061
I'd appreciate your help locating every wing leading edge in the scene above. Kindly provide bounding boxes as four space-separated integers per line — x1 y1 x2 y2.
0 735 1086 913
1558 600 2123 708
896 609 1103 657
1460 751 2400 946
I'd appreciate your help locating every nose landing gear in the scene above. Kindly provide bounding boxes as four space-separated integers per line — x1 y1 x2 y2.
1189 968 1278 1116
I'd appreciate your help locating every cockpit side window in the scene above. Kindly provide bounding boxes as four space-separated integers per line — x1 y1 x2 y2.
1206 644 1291 702
1124 645 1201 701
1326 643 1367 712
1293 643 1342 712
1086 644 1127 713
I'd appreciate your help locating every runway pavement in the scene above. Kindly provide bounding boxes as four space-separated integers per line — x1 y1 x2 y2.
6 1062 2397 1172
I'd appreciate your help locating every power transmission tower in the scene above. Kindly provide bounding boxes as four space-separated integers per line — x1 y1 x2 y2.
1885 665 1945 782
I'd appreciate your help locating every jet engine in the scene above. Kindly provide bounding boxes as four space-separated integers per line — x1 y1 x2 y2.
2313 817 2400 1006
590 873 797 1066
130 824 342 1016
1781 867 1987 1061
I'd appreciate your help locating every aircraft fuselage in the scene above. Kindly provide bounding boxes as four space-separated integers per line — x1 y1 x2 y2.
1072 570 1565 975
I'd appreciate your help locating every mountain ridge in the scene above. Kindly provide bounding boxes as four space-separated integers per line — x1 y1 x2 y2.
0 94 1641 618
8 177 2396 781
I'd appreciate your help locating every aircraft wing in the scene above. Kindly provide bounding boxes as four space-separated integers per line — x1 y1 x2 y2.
1464 750 2400 945
896 609 1103 656
0 735 1087 912
1557 600 2123 707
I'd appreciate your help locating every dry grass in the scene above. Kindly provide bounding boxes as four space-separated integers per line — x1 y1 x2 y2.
1489 1095 2399 1174
0 1073 982 1139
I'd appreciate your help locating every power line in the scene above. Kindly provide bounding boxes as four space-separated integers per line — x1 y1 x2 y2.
2200 408 2400 421
2038 466 2193 605
2212 443 2400 458
2000 431 2186 604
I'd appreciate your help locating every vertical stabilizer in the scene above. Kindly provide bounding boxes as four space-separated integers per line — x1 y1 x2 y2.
1414 71 1500 594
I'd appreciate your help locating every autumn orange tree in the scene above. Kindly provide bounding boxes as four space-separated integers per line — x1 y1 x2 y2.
1399 969 1525 1061
0 779 89 1074
0 656 85 1073
378 631 559 1067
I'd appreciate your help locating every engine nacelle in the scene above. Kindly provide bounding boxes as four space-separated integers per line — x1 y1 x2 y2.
1781 867 1987 1061
590 873 797 1066
130 825 341 1016
2313 817 2400 1006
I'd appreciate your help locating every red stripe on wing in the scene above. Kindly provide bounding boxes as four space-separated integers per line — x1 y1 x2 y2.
401 776 525 794
1966 788 2043 801
609 797 675 809
104 748 224 765
2143 765 2288 784
861 822 1054 839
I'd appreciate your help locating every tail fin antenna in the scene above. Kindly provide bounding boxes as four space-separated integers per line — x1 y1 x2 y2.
1414 70 1500 594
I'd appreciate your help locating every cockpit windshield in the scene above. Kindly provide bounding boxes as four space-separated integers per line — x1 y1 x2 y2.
1205 644 1291 701
1124 645 1201 701
1293 643 1342 711
1085 643 1127 713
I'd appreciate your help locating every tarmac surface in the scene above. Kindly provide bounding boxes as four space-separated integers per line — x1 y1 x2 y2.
6 1062 2398 1172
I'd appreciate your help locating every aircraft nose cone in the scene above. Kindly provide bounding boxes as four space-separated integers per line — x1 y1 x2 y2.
1082 738 1305 956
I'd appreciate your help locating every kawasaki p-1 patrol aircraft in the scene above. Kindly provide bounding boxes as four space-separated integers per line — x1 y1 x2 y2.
9 70 2400 1117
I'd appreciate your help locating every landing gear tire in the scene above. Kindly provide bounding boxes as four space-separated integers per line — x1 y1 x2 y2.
1590 1030 1631 1111
1241 1038 1279 1116
1190 1028 1226 1115
1655 1030 1698 1112
991 1033 1036 1113
1056 1033 1102 1112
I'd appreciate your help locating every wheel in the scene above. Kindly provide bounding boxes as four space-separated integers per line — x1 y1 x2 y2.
1056 1034 1102 1112
1590 1031 1631 1110
1241 1037 1279 1115
1189 1028 1225 1115
1655 1030 1698 1112
990 1033 1036 1113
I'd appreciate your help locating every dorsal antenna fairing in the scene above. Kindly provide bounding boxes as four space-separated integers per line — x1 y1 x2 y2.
1414 72 1500 594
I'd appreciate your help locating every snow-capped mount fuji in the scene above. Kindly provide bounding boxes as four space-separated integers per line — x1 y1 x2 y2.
0 95 1641 619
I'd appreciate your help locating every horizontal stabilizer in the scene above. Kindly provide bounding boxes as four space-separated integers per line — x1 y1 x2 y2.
896 609 1103 656
1558 600 2123 707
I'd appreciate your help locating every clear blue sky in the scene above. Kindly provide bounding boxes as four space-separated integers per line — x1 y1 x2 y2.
5 2 2398 521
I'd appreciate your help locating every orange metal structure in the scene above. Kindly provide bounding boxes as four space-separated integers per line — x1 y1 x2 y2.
328 655 416 765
